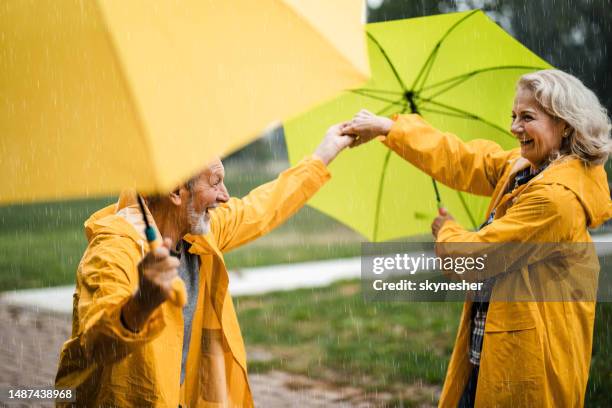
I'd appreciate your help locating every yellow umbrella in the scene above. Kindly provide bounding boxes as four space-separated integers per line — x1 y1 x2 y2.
0 0 368 306
0 0 369 203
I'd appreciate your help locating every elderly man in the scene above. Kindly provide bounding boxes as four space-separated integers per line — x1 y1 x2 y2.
55 125 352 407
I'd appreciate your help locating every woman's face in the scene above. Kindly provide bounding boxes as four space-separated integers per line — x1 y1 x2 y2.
511 87 567 168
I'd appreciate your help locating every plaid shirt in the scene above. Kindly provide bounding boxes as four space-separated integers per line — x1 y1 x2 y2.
468 163 548 366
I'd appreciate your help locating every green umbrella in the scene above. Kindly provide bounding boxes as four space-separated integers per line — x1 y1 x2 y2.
284 10 551 242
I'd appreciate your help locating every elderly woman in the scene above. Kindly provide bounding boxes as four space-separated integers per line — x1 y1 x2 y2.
343 69 611 407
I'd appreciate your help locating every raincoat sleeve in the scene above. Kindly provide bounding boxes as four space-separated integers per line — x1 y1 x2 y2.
77 234 165 362
383 114 516 196
210 156 331 253
436 183 581 280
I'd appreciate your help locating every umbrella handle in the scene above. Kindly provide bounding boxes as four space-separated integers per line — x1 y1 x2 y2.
137 193 187 307
437 204 447 216
148 238 188 308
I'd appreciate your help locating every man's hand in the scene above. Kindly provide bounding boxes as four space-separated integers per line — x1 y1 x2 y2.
121 238 180 332
313 123 355 166
431 207 454 239
341 109 394 147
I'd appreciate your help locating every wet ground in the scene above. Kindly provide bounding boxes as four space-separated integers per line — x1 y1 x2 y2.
0 304 389 407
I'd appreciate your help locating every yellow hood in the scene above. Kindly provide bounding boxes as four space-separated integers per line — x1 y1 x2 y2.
534 159 612 228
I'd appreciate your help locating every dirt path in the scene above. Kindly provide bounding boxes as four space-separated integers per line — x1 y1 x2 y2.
0 304 388 407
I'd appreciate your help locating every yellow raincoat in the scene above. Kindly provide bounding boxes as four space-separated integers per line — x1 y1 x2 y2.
383 114 612 407
55 157 330 407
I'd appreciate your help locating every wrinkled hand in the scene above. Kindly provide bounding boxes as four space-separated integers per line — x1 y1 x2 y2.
313 122 355 166
341 109 394 147
122 238 180 332
136 237 180 307
431 208 454 239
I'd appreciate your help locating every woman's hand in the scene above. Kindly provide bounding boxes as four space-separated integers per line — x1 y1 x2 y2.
431 208 454 239
341 109 394 147
313 122 355 166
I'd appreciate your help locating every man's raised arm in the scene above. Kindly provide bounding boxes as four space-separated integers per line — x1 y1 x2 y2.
210 124 352 253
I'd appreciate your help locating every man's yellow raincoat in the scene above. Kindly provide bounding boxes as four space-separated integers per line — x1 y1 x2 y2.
55 157 330 407
384 114 612 407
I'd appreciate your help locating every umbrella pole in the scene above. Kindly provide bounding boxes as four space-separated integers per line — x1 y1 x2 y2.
431 178 443 210
136 193 187 308
405 95 444 213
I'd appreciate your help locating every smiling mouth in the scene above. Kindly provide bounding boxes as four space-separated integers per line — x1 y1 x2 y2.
519 139 534 147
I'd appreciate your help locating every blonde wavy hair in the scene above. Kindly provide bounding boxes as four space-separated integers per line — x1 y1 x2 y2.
517 69 611 165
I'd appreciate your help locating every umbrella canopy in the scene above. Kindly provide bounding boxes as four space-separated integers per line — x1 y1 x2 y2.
285 10 551 241
0 0 369 204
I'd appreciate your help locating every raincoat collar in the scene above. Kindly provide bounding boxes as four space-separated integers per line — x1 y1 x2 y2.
84 189 161 248
487 155 612 229
532 157 612 228
184 233 222 257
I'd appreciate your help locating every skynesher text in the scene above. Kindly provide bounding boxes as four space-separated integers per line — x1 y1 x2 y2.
373 280 484 292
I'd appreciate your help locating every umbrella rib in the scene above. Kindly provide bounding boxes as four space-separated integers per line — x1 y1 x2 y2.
350 89 407 106
412 46 440 92
424 74 474 100
420 70 473 93
419 65 548 95
420 98 513 138
376 100 406 116
366 32 408 92
419 106 478 120
411 10 480 92
457 191 478 230
419 101 477 118
357 88 405 96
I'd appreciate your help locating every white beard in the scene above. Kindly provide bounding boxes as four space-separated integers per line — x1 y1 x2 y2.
188 199 209 235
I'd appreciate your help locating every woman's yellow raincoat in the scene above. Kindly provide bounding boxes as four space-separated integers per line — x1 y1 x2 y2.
55 157 330 407
383 114 612 407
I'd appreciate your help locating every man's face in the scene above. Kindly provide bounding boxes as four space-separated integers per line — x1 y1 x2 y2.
186 159 229 235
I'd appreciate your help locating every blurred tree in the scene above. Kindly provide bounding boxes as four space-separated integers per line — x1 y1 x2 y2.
367 0 610 110
367 0 612 182
224 126 287 165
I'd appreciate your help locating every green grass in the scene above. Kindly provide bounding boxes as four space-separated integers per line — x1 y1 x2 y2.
0 197 113 290
236 280 612 406
587 302 612 407
236 280 460 405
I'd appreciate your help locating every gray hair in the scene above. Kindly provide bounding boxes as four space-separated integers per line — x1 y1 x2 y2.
146 174 200 209
517 69 611 165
